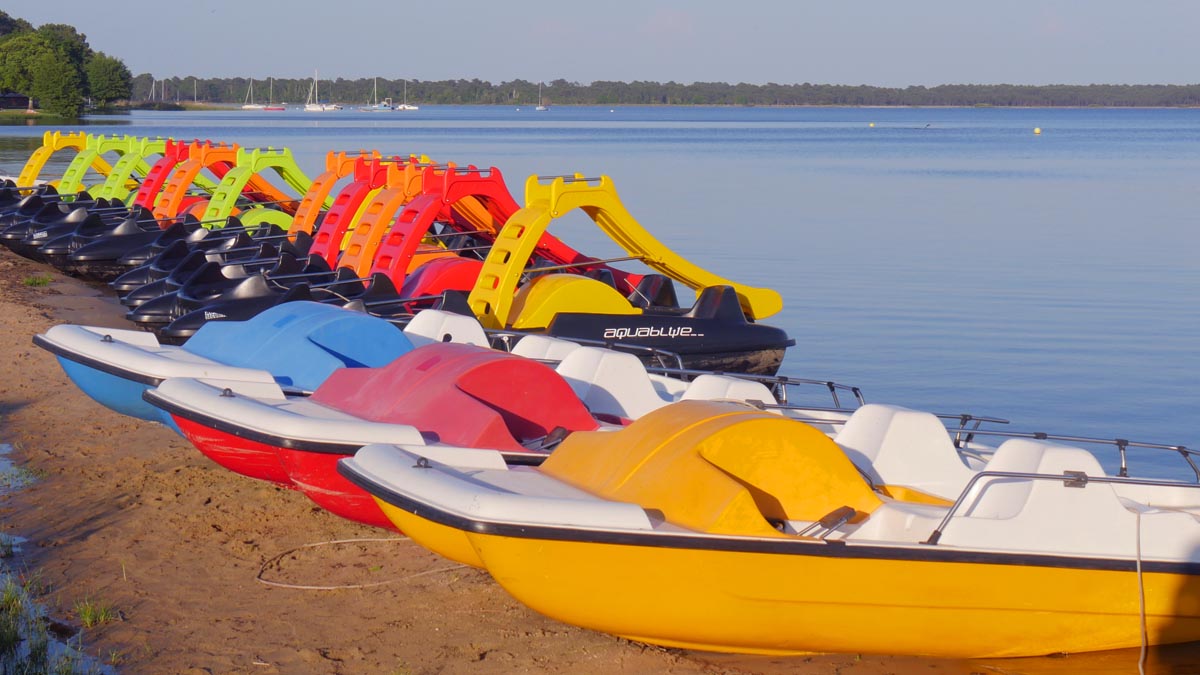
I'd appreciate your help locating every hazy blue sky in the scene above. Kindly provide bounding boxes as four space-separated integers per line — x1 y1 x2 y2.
16 1 1200 86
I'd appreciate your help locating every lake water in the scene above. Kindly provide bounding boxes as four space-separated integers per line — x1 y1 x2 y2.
2 106 1197 479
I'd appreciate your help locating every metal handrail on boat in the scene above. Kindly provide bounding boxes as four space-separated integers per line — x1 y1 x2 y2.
915 428 1196 481
536 174 602 183
749 401 1008 430
644 368 868 409
922 469 1200 545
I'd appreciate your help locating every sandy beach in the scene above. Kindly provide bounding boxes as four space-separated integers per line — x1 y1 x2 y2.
0 246 1189 675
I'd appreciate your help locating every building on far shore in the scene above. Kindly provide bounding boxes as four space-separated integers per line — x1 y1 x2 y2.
0 93 33 110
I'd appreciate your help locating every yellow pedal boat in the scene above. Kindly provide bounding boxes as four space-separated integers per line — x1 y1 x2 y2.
340 399 1200 658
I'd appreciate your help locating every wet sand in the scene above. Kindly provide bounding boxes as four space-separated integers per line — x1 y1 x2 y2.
0 247 1190 674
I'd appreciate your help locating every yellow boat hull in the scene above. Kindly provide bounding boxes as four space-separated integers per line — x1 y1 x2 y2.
354 403 1200 658
466 531 1200 658
375 498 485 568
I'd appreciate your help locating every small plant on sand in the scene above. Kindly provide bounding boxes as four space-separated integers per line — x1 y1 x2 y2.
0 464 45 491
0 536 14 559
50 643 86 675
0 579 22 655
0 574 49 670
73 597 116 629
0 572 102 674
21 274 53 288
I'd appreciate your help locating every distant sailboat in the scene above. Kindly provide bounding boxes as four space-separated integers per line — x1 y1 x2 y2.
304 78 321 112
395 79 419 111
241 78 265 110
360 77 393 112
535 82 549 111
305 71 341 112
263 77 285 111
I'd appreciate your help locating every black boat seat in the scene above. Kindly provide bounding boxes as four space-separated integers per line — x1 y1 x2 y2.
584 268 617 290
684 285 748 321
628 274 679 309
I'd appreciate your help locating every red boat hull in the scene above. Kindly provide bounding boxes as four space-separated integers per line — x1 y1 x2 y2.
173 416 293 487
277 448 397 531
172 415 395 529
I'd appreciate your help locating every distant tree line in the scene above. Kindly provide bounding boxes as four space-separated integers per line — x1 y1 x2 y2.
133 75 1200 108
0 11 132 117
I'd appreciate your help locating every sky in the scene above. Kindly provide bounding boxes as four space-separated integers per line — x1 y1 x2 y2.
14 1 1200 87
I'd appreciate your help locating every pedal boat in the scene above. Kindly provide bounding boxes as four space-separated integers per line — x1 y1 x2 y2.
340 399 1200 658
463 174 795 375
32 301 418 425
142 338 780 530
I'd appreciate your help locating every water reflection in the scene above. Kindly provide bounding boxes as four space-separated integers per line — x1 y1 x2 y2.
0 116 127 128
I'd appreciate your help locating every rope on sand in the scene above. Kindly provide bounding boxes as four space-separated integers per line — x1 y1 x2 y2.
255 536 465 590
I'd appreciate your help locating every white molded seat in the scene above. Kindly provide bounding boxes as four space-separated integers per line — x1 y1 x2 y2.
510 334 582 362
553 347 672 419
843 500 947 544
681 374 777 406
553 350 783 420
939 439 1200 561
403 310 489 347
834 404 975 500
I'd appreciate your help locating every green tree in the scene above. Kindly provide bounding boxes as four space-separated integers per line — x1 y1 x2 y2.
34 23 87 67
0 11 32 43
0 32 52 94
31 47 82 117
85 51 131 106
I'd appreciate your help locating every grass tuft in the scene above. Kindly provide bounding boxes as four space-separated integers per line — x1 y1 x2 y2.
21 274 53 288
73 597 116 629
0 572 102 674
0 465 44 491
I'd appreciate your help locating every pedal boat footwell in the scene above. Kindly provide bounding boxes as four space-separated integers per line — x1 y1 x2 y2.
340 400 1200 658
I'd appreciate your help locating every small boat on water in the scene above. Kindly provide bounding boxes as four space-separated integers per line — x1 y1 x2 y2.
241 78 265 110
395 80 418 111
341 399 1200 658
263 78 285 111
304 71 342 112
359 78 393 112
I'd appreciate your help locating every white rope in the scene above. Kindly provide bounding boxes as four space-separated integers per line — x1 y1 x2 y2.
1135 509 1147 675
255 536 465 590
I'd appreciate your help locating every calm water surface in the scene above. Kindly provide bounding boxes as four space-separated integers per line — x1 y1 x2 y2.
1 106 1196 481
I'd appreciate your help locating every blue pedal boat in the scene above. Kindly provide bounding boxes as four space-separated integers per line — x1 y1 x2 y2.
33 301 418 429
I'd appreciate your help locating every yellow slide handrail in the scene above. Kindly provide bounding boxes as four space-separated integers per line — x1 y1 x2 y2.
16 130 115 189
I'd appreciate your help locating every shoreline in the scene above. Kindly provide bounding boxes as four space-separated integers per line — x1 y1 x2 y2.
0 246 1185 674
99 103 1200 110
